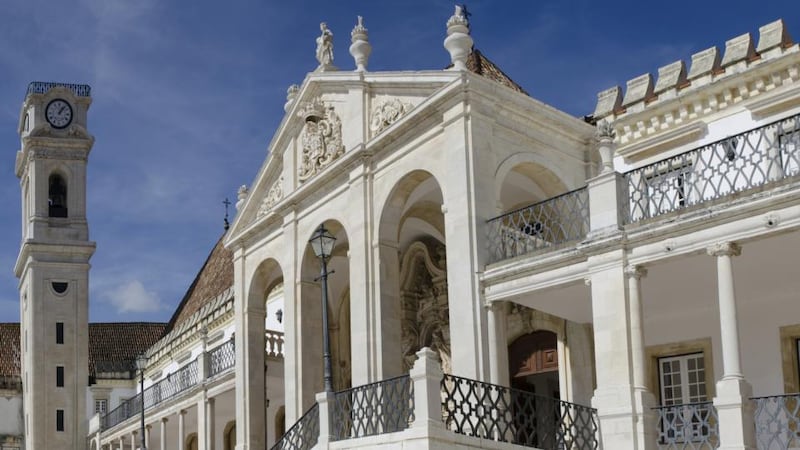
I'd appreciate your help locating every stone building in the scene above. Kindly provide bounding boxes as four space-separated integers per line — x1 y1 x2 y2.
3 6 800 450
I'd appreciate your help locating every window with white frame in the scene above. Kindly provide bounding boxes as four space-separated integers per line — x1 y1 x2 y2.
94 398 108 415
644 162 693 217
779 129 800 177
659 353 708 405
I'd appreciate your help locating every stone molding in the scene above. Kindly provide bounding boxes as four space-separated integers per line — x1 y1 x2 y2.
624 265 648 280
257 177 284 218
369 97 413 135
707 242 742 258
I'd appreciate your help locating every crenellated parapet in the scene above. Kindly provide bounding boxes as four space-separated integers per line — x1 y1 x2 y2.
593 19 799 159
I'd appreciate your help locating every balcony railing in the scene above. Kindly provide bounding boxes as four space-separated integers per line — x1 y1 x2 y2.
266 330 285 358
331 374 414 440
270 402 319 450
27 81 91 97
654 401 719 450
626 112 800 224
208 338 235 377
441 374 599 449
487 187 590 263
754 393 800 450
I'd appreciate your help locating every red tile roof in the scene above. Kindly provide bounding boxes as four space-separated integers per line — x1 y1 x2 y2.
163 234 234 334
450 48 529 96
0 323 20 378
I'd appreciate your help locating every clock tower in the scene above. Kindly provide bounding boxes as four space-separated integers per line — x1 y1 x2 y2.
14 82 96 450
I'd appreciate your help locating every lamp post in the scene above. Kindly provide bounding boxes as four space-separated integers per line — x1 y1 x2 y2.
309 223 336 392
135 354 148 450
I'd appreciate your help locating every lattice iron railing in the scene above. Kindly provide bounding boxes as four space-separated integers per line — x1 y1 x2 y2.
626 113 800 223
270 402 320 450
487 187 590 263
27 81 91 97
754 394 800 450
331 374 414 440
208 338 235 377
655 402 719 450
441 374 599 449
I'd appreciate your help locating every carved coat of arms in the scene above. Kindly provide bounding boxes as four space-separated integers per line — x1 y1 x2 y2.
297 98 344 182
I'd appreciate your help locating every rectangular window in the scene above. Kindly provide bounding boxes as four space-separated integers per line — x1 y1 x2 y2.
780 129 800 177
56 322 64 344
645 162 693 217
56 409 64 432
658 353 710 444
56 366 64 387
94 399 107 415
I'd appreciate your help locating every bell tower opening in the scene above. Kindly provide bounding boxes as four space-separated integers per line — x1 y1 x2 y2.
48 173 68 217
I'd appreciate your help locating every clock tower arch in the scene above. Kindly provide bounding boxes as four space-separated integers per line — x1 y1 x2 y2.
14 82 96 450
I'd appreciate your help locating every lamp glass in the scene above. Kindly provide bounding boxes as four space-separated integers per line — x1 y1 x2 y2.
309 224 336 259
135 355 147 371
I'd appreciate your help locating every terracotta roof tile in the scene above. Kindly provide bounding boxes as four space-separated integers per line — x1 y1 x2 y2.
163 234 234 334
0 323 20 378
450 48 529 96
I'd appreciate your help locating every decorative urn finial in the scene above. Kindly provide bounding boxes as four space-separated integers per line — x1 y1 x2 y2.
349 16 372 72
444 5 473 71
284 84 300 112
595 121 617 173
315 22 337 72
236 185 248 211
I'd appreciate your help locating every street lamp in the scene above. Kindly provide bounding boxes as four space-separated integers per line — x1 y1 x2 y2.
309 223 336 392
135 354 148 450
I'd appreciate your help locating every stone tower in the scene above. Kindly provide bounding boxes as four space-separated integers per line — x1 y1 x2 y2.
14 82 96 450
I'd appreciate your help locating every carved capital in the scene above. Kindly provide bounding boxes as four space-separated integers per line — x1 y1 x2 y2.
625 265 648 280
707 242 742 258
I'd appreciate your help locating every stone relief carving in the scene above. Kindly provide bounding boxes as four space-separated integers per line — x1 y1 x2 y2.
370 97 413 135
400 240 450 373
297 98 345 182
257 176 283 218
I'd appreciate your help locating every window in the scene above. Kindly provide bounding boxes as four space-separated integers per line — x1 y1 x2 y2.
658 353 711 444
56 409 64 432
779 129 800 177
56 366 64 387
94 399 107 415
56 322 64 344
645 162 693 217
48 174 68 218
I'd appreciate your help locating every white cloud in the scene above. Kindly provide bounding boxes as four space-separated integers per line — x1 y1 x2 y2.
104 280 163 314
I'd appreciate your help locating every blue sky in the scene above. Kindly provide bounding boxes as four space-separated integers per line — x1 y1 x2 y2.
1 0 799 323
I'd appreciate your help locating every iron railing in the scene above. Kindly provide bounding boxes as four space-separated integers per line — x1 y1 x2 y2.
754 393 800 450
332 374 414 440
654 401 719 449
208 338 235 377
625 113 800 223
27 81 91 97
486 187 590 263
441 374 599 449
270 402 320 450
266 330 285 358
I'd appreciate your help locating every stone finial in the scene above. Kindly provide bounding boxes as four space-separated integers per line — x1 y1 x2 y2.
757 19 793 56
594 86 622 118
720 33 756 67
235 185 248 211
687 47 720 80
284 84 300 112
315 22 337 72
444 5 473 71
654 60 687 94
595 121 616 173
622 73 654 107
349 16 372 72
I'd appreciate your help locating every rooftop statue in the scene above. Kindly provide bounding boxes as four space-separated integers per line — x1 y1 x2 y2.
316 22 335 69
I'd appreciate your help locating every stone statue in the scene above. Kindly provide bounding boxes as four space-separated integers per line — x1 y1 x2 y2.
316 22 334 67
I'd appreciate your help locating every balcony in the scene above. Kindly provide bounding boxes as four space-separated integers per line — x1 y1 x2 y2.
271 349 598 450
654 402 719 450
754 393 800 450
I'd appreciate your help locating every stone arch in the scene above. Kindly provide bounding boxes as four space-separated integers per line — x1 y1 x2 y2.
297 219 352 399
223 420 236 450
274 405 286 440
494 153 574 214
186 433 198 450
48 172 68 217
377 170 447 377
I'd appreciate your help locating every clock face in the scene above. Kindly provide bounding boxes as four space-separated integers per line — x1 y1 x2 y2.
45 99 73 129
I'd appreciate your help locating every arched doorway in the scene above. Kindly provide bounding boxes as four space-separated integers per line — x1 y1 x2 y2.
509 330 560 399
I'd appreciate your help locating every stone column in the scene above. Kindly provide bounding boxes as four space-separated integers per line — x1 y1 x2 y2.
160 418 168 450
707 242 755 450
347 161 372 386
205 398 216 449
176 410 185 450
197 394 209 450
626 265 657 450
130 431 136 450
118 435 123 450
485 301 509 386
588 251 637 450
316 391 335 447
145 425 151 449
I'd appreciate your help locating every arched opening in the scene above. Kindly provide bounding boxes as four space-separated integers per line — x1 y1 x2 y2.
275 405 286 440
186 433 198 450
509 330 560 398
223 421 236 450
48 173 68 217
300 220 352 395
378 170 448 376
